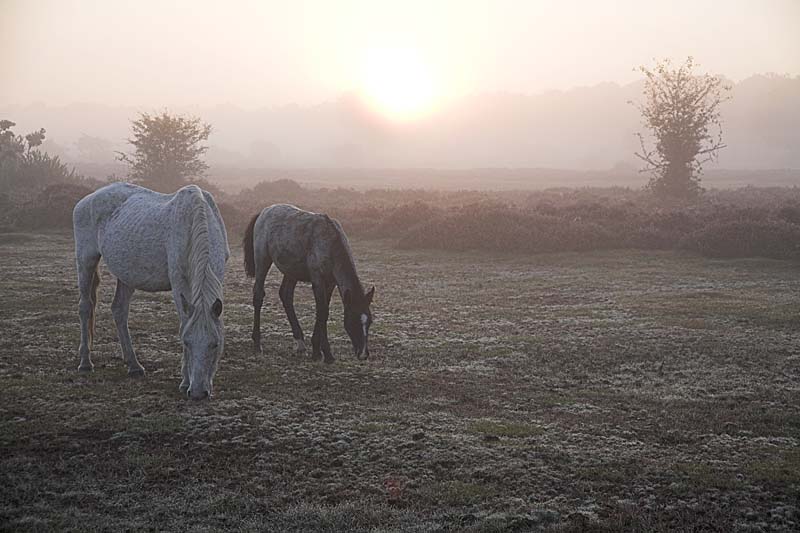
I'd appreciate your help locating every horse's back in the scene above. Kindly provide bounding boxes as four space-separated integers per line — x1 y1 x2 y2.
75 183 227 292
73 183 152 260
74 183 148 233
257 204 334 281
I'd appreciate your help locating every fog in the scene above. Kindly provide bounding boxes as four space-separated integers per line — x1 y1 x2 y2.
3 1 798 108
5 4 800 529
3 76 799 181
2 0 799 184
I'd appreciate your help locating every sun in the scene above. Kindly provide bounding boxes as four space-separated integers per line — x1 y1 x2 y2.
360 46 438 121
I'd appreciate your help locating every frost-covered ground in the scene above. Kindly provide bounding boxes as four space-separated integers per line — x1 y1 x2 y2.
1 233 798 532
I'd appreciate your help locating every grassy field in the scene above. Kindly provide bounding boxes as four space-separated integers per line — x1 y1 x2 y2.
1 232 799 532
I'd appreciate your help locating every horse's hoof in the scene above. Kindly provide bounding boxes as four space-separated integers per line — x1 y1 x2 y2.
77 363 94 373
295 339 307 354
254 343 263 355
323 355 335 365
311 351 323 361
179 382 189 394
128 367 146 378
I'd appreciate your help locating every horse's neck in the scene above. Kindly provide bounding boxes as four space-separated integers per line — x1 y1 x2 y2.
184 191 221 307
333 252 362 298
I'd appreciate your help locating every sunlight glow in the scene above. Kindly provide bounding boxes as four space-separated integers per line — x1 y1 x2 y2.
360 46 438 121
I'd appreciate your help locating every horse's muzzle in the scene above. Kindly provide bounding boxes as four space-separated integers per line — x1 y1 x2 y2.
188 388 210 401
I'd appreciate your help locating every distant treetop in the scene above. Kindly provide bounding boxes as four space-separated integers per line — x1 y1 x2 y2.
116 111 212 193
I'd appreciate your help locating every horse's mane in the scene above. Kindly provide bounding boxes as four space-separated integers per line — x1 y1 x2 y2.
324 215 364 299
186 187 223 321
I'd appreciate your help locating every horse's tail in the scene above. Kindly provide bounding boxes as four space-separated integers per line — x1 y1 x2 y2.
243 212 259 278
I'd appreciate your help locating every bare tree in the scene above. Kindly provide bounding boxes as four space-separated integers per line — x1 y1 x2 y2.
117 111 211 192
632 57 730 200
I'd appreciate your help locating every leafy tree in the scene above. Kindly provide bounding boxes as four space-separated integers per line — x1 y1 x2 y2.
0 120 78 191
0 120 24 165
117 111 212 192
632 58 730 200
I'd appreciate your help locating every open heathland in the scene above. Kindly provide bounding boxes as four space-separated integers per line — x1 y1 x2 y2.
1 233 799 532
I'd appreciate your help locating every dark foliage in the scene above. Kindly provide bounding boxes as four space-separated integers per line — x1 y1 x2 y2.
1 120 80 192
4 174 800 261
683 220 800 259
116 111 211 192
12 182 94 229
633 58 730 201
217 201 253 239
221 180 800 260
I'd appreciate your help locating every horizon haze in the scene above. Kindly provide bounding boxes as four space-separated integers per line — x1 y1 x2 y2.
2 0 799 183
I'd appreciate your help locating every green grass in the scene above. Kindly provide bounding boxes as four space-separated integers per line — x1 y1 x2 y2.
746 448 800 486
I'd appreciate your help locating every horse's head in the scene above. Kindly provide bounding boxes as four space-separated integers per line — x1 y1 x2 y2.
343 286 374 360
180 295 224 400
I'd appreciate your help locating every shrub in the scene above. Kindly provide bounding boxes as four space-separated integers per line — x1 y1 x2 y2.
1 120 80 192
13 183 94 230
5 151 80 191
216 201 251 237
682 220 800 259
396 199 800 260
375 202 442 237
6 171 800 263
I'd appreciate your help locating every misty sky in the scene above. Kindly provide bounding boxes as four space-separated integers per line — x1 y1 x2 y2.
2 0 799 112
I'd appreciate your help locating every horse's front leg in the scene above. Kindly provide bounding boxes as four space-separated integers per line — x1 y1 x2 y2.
279 276 306 354
179 345 190 394
111 279 145 377
311 281 335 364
172 287 190 394
251 256 272 354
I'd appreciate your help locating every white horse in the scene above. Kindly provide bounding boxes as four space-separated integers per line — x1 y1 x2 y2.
72 182 229 400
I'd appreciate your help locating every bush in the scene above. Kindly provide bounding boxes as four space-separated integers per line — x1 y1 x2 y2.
374 202 442 237
13 183 94 230
1 120 80 192
398 204 624 253
6 171 800 263
216 201 251 237
683 220 800 259
9 151 80 190
395 199 800 260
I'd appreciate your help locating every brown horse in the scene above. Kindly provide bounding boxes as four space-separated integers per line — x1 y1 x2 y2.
243 204 374 363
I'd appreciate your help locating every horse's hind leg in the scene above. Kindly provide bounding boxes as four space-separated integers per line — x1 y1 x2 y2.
251 251 272 354
279 276 306 354
112 279 145 377
77 253 101 372
88 269 100 348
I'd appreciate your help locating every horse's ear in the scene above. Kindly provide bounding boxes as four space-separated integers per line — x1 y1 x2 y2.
365 286 375 305
212 298 223 318
343 289 352 308
180 293 193 316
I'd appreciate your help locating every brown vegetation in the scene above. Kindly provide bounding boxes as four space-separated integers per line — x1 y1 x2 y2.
5 178 800 261
228 180 800 260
